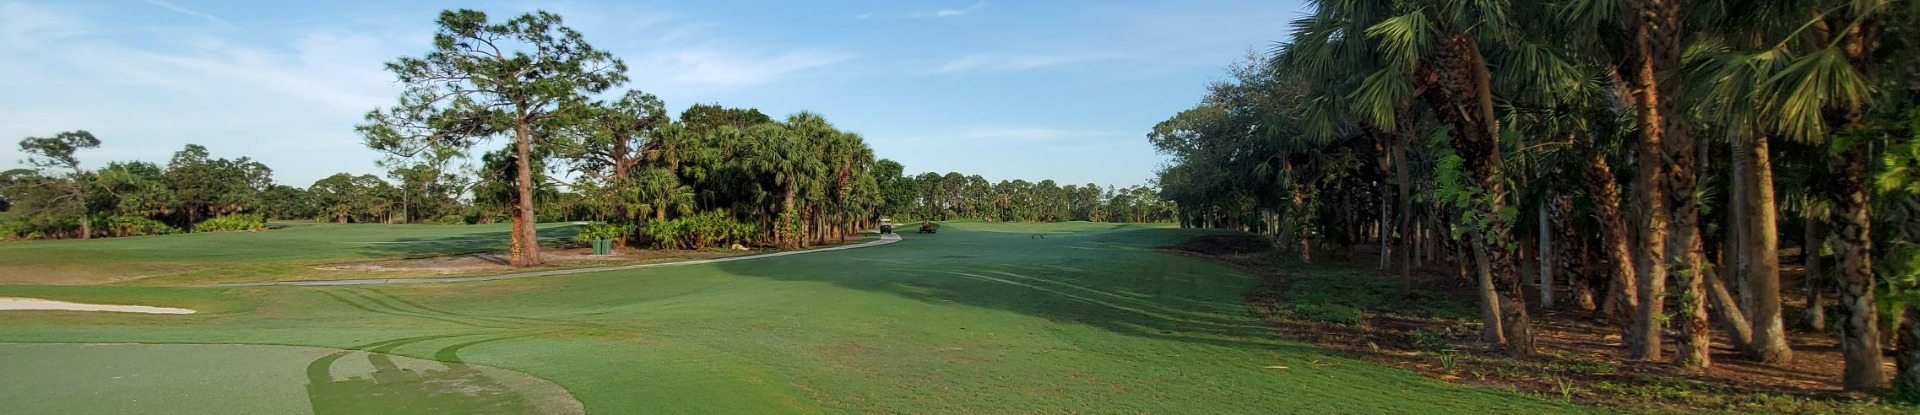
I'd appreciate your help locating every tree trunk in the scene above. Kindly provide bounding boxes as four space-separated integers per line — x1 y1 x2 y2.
1730 135 1750 320
1394 122 1414 296
1897 305 1920 398
1421 35 1531 356
509 120 542 267
1630 144 1669 362
1740 133 1790 363
1805 212 1827 332
1705 246 1754 353
1473 230 1506 346
1666 109 1709 369
783 184 798 249
1831 144 1886 391
1379 189 1391 271
1622 0 1685 363
1539 203 1554 308
1554 195 1598 312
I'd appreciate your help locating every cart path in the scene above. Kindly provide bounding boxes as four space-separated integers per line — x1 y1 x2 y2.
210 233 904 287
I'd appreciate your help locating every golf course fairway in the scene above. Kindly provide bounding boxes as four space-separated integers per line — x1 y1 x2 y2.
0 221 1577 414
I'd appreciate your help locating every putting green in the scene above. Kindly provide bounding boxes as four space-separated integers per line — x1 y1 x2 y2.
0 342 582 415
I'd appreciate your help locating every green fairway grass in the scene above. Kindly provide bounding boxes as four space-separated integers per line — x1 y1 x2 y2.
0 221 1579 414
0 222 580 286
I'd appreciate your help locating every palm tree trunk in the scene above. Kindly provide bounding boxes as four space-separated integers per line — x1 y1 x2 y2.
1831 144 1886 391
1667 115 1709 368
1805 212 1826 332
1391 117 1414 295
1897 305 1920 398
1472 230 1506 345
1740 133 1790 363
1539 203 1553 308
1705 245 1754 352
782 184 798 248
1619 0 1689 363
1588 151 1641 350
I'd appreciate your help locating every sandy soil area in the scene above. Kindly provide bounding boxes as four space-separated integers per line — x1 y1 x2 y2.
0 297 195 314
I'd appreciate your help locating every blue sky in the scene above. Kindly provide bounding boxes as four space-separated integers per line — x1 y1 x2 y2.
1 0 1307 188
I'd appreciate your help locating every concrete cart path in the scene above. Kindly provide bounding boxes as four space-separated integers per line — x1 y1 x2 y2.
211 233 903 287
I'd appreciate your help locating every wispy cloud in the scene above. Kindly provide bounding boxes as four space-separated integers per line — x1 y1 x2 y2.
0 4 410 183
0 2 98 50
938 52 1123 73
855 12 873 20
912 2 988 18
140 0 232 26
634 48 856 87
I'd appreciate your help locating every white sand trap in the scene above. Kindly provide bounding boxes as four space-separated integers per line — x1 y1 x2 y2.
0 297 195 314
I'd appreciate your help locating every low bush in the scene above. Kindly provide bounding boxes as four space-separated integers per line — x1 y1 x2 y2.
643 211 757 250
193 214 267 232
0 215 81 240
431 214 468 225
97 215 178 237
574 222 634 243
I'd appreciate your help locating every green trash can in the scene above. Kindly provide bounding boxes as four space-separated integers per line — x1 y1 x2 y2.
591 239 612 255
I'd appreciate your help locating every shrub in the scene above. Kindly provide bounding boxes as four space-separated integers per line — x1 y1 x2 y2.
0 218 32 240
0 215 81 240
574 222 634 243
432 214 468 225
193 214 267 232
643 211 757 250
97 215 179 237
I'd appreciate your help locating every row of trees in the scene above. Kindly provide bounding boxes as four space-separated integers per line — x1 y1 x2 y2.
1155 0 1920 394
876 168 1175 224
1 132 489 238
4 135 279 239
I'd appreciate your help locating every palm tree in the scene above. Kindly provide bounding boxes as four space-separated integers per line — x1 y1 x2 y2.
630 167 693 222
1721 0 1903 390
1352 0 1564 356
1281 0 1415 292
748 123 823 248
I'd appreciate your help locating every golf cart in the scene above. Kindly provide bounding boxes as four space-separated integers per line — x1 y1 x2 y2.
879 218 895 234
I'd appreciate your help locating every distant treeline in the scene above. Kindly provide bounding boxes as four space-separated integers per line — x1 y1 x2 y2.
4 104 1171 242
877 170 1173 224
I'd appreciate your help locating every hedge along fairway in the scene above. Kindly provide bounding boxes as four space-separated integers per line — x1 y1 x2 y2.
0 222 1579 414
0 221 580 286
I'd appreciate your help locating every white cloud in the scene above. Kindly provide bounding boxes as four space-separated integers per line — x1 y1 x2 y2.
140 0 231 26
0 2 88 49
0 4 411 184
631 48 856 87
855 12 873 20
938 52 1123 73
912 2 987 18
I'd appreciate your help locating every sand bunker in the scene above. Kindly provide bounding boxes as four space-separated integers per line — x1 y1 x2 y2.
0 297 195 314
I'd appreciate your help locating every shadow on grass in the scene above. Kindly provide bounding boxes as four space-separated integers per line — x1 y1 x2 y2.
710 225 1311 353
